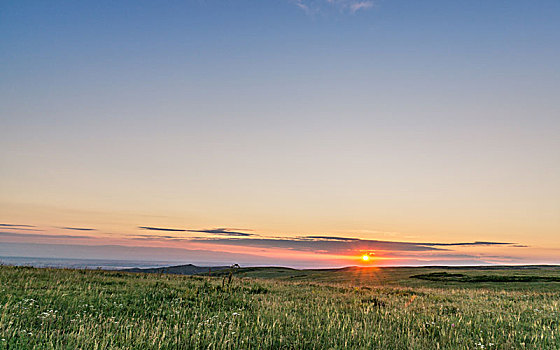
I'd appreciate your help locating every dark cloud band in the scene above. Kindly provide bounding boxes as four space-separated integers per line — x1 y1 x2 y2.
138 226 187 232
190 237 514 254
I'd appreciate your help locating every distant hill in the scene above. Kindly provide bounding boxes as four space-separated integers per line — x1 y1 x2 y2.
124 264 230 275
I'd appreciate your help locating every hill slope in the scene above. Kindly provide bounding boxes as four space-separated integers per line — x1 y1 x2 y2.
124 263 230 275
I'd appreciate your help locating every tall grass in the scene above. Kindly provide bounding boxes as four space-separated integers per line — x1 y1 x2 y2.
0 266 558 349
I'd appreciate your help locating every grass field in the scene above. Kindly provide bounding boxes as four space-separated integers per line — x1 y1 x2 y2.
1 265 559 349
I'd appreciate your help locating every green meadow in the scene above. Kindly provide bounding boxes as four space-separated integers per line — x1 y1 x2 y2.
0 265 559 349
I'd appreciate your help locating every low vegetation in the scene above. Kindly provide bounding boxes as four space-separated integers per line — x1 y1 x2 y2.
0 265 559 349
411 272 560 283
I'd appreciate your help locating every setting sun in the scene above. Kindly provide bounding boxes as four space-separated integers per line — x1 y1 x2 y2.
361 254 370 262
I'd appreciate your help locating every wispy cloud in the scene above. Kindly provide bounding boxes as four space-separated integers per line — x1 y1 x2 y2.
138 226 186 232
138 226 254 236
0 231 97 240
186 228 255 237
0 224 36 228
0 224 42 232
347 1 374 13
190 237 514 254
421 241 513 247
294 0 312 14
57 227 96 231
133 234 177 239
130 229 515 254
304 236 360 241
293 0 374 14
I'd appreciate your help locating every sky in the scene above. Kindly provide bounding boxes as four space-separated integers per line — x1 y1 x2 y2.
1 0 559 268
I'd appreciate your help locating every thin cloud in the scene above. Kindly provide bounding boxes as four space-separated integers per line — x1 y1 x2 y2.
133 234 177 239
422 241 513 247
187 228 255 237
0 231 97 240
3 228 44 231
294 0 374 14
348 1 373 13
57 227 97 231
294 0 311 14
137 226 254 236
0 224 43 232
138 226 187 232
304 236 359 241
190 237 515 254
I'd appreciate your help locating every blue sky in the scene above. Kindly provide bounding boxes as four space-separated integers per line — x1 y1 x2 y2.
1 0 559 266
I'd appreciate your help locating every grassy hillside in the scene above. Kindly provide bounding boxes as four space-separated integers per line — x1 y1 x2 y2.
208 265 560 290
0 265 559 349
